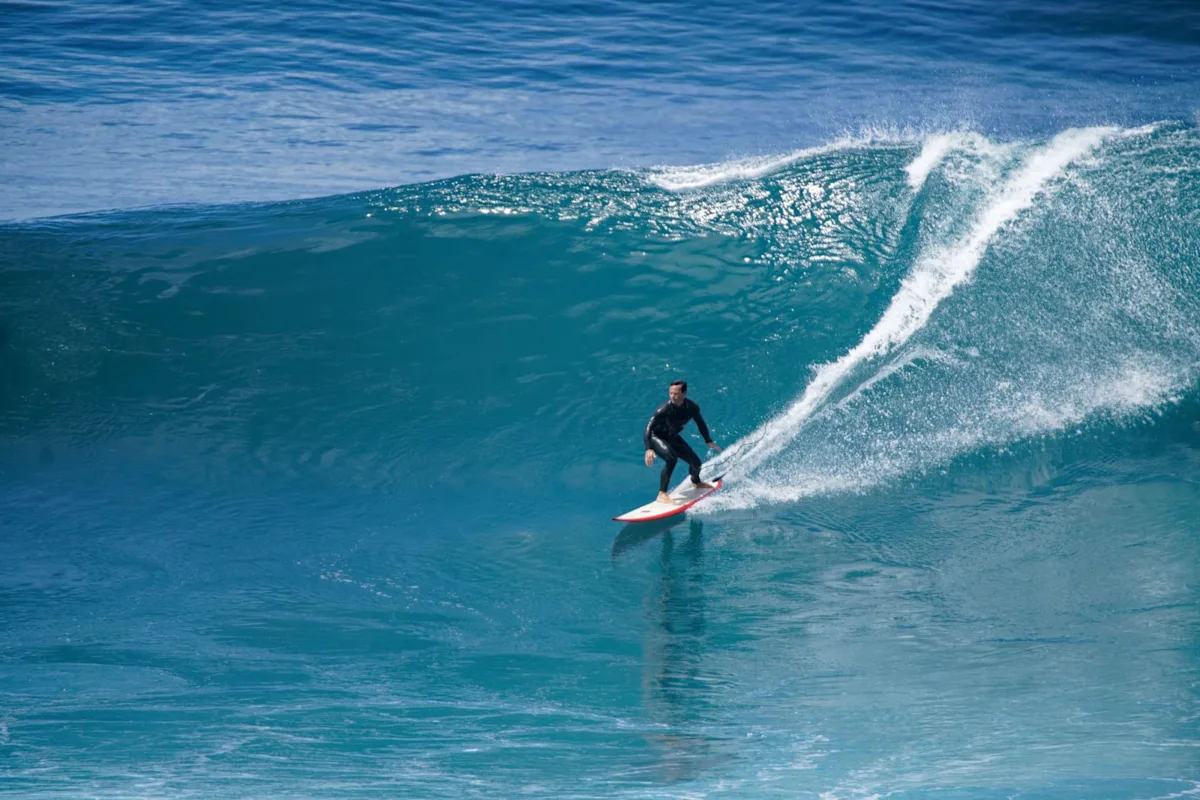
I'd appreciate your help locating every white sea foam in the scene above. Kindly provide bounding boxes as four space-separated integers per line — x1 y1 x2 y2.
647 148 833 192
830 346 960 413
902 131 1008 191
645 130 920 192
904 133 958 191
706 127 1122 502
646 126 1022 194
1002 358 1180 436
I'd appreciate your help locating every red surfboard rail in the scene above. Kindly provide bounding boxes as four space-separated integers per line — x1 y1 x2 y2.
612 478 723 523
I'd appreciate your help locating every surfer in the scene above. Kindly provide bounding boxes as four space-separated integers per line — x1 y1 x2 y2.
644 380 722 504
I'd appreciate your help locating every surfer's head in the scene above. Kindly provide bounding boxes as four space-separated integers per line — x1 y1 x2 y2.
669 380 687 405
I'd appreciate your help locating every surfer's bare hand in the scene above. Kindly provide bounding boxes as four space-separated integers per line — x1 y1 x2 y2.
644 449 655 467
707 441 722 453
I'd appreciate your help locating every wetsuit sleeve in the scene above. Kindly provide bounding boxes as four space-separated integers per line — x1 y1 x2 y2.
644 403 667 449
693 403 713 443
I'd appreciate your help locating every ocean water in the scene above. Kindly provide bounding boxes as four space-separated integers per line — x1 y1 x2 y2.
3 2 1200 798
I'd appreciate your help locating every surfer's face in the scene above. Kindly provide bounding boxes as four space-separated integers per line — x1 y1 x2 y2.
669 385 686 405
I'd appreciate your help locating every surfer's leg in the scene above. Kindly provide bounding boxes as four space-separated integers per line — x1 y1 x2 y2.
673 436 702 481
673 436 712 488
649 435 678 493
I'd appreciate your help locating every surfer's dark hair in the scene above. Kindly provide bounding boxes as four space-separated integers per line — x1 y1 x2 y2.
670 380 687 392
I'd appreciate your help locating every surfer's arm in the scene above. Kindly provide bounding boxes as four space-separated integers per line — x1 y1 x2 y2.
692 405 713 444
692 406 721 451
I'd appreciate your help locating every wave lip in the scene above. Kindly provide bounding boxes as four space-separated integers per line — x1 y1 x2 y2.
644 130 922 192
902 131 1010 191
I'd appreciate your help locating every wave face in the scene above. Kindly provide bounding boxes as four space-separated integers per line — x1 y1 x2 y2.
2 124 1200 798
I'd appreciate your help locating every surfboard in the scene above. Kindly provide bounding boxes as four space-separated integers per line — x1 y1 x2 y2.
612 476 723 523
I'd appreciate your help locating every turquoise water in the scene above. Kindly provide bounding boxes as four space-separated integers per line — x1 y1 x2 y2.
4 2 1200 797
4 122 1200 797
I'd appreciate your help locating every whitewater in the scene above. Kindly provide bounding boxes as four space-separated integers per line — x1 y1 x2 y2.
705 123 1194 509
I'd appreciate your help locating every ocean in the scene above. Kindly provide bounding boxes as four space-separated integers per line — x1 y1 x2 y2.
2 1 1200 797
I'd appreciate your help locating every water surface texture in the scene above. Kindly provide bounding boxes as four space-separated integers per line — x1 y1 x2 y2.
3 2 1200 798
3 0 1200 217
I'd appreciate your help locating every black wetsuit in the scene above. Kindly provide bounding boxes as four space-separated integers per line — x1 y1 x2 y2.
644 398 712 492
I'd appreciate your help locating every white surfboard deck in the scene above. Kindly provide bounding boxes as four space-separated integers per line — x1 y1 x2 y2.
613 476 723 523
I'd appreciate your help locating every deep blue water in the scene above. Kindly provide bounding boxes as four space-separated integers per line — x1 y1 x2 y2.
4 0 1200 218
3 2 1200 798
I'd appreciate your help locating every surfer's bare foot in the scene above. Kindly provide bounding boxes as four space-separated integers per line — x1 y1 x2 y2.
656 491 674 504
691 480 715 489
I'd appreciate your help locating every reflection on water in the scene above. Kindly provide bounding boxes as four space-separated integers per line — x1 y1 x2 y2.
616 518 737 782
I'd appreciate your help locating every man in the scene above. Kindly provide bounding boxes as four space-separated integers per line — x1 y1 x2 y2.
644 380 722 504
